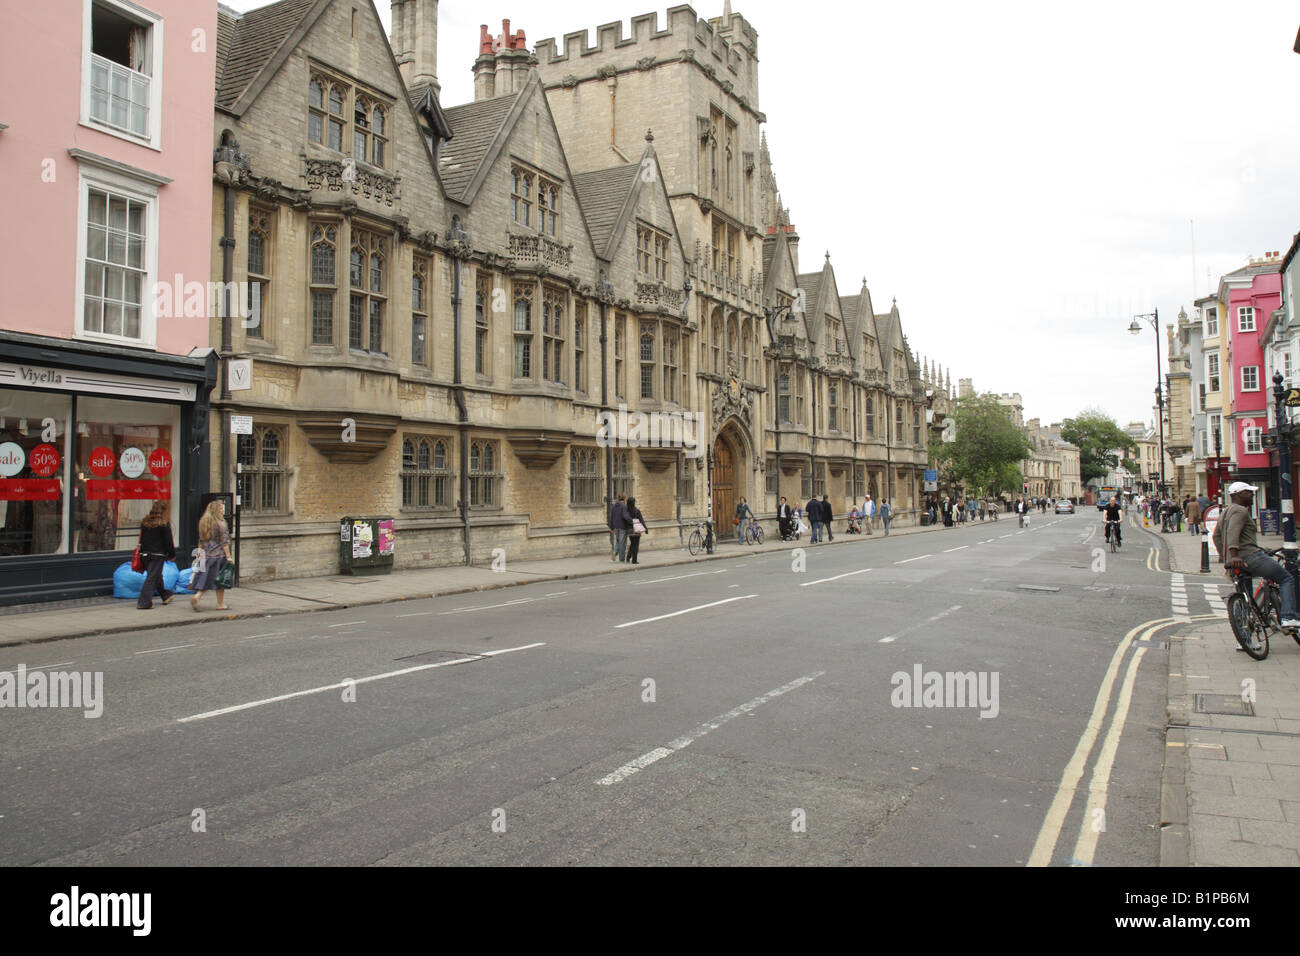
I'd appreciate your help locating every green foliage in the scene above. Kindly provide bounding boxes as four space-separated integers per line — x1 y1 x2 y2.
1120 459 1141 476
932 393 1033 497
1060 410 1137 484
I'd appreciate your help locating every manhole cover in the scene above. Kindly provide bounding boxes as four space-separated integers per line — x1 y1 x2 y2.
1194 694 1255 717
1017 585 1060 593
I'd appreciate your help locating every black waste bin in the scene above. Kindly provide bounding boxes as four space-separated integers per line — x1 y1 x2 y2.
339 516 395 575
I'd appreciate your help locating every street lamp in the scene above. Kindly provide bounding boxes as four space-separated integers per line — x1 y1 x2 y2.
1129 310 1166 498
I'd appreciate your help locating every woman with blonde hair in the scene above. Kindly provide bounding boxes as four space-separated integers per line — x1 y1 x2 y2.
136 500 176 610
191 499 233 611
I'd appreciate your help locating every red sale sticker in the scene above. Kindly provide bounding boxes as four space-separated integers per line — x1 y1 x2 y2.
88 446 116 478
148 447 172 478
29 444 60 477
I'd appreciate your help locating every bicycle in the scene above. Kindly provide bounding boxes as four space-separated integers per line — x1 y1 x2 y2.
1106 518 1121 552
744 516 765 545
686 519 714 556
1227 548 1300 660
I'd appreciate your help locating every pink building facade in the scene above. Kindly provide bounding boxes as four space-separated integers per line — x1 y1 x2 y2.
0 0 218 603
1224 258 1282 506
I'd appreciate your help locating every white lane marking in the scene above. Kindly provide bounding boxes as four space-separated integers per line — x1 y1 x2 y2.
396 611 434 618
615 594 757 629
800 568 872 587
944 546 969 553
1001 534 1013 539
327 621 365 628
26 660 76 670
633 569 727 586
439 598 534 615
596 671 824 785
895 554 932 565
544 591 567 597
177 642 546 723
878 605 962 644
1070 644 1149 866
240 632 287 641
579 583 620 591
1028 618 1172 867
134 643 195 655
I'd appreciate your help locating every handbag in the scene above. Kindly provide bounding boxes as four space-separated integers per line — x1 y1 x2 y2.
215 562 235 589
733 516 741 526
632 519 646 535
192 548 207 574
131 547 145 573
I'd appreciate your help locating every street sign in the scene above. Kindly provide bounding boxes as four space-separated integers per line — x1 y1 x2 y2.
228 358 252 392
1284 388 1300 407
230 414 253 435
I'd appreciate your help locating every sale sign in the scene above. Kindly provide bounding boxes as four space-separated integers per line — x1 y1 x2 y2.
86 479 171 500
29 443 60 477
0 442 24 478
0 478 60 500
119 446 146 479
88 446 116 478
148 448 172 478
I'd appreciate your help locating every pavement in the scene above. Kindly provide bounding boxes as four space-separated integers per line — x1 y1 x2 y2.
1149 512 1300 866
0 512 952 647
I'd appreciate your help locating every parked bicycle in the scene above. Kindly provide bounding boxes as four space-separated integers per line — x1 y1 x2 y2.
744 515 765 545
1227 547 1300 660
686 519 714 556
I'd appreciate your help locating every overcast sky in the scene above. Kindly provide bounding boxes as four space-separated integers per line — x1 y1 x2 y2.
228 0 1300 429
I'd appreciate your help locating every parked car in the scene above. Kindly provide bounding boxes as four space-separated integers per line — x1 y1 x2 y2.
1055 500 1075 514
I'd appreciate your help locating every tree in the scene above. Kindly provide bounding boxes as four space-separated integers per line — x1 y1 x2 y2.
1060 410 1137 485
1120 459 1141 477
932 393 1033 497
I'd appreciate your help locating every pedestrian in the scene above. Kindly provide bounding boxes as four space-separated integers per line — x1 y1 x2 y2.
847 506 861 534
978 500 986 521
736 496 755 545
607 493 625 562
1017 496 1026 528
863 494 875 535
806 494 822 543
880 498 892 535
1186 496 1202 535
942 496 953 527
626 496 646 564
136 500 176 610
190 499 233 611
822 494 835 541
777 496 793 540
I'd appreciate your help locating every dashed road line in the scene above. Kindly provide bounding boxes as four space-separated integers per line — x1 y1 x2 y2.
616 594 757 629
134 644 195 655
895 554 932 565
801 568 872 587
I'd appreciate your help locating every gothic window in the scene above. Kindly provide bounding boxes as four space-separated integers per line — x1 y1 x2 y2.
327 84 345 151
569 447 601 505
913 409 921 446
711 311 722 374
865 395 874 435
796 367 806 424
542 286 565 384
513 284 533 378
895 402 904 442
349 229 386 354
236 427 287 513
309 224 336 345
740 318 752 381
537 178 560 236
511 168 533 227
828 383 838 432
612 450 634 500
246 209 271 340
614 314 626 400
726 316 738 371
640 322 656 400
663 328 678 404
401 436 451 509
411 258 428 367
778 365 792 424
680 454 696 503
468 440 501 508
475 271 491 376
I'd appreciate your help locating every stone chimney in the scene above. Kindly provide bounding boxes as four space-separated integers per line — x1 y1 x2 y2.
474 19 531 100
392 0 439 93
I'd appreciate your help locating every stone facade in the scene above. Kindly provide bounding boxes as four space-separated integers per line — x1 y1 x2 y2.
209 0 958 582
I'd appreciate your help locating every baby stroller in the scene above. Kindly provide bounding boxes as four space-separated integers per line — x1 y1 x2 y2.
783 509 805 541
846 510 862 534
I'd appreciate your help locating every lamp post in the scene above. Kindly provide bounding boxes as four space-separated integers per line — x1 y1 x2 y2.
1129 310 1166 497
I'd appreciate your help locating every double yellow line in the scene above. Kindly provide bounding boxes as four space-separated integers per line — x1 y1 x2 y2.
1028 616 1175 866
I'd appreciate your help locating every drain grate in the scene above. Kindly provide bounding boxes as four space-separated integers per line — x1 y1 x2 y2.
1194 694 1255 717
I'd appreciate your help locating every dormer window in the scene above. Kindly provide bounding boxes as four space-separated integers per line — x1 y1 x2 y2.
308 71 388 168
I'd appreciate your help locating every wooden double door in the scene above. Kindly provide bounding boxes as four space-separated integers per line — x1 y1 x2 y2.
712 438 734 525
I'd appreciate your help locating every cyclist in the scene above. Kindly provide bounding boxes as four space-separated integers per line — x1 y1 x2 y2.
1103 496 1123 548
1222 482 1300 629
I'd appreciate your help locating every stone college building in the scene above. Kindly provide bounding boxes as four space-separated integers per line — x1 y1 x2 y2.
210 0 956 580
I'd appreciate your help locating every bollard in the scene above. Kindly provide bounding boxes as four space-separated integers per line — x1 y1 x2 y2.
1201 530 1210 573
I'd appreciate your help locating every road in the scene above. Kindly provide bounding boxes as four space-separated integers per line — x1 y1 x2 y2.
0 509 1187 865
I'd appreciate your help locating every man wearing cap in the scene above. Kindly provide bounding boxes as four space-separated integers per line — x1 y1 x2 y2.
1223 482 1300 629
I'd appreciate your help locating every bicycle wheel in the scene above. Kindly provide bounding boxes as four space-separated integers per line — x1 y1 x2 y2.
1259 583 1300 646
688 529 703 556
754 526 765 544
1228 592 1270 660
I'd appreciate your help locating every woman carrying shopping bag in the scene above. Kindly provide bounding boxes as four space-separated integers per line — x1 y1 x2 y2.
191 499 234 611
626 496 647 564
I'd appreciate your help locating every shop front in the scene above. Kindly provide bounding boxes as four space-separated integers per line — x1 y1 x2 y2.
0 331 217 605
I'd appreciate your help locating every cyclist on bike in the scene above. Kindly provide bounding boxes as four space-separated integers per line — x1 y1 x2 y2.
1103 497 1123 548
1222 482 1300 628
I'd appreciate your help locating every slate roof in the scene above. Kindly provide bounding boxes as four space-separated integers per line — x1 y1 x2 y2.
572 165 639 257
439 93 520 202
215 0 319 111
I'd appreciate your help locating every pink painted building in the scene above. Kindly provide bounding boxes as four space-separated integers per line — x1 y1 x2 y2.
0 0 219 603
1223 256 1283 506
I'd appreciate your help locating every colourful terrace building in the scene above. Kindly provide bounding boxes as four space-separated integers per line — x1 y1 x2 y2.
1222 253 1283 508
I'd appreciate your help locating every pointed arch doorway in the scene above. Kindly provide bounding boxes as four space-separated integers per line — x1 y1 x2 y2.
712 437 734 528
